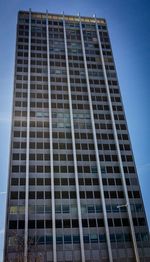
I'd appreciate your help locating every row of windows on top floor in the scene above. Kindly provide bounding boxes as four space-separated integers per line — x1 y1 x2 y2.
18 17 107 28
10 190 140 201
11 165 135 175
8 217 146 231
18 22 107 31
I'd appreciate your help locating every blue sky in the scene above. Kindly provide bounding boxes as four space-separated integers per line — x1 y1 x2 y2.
0 0 150 260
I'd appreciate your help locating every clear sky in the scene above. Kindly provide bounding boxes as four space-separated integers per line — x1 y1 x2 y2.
0 0 150 260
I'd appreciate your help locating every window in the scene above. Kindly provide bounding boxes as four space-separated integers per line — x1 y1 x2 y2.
19 192 25 199
83 234 90 243
9 206 17 214
61 178 68 185
73 235 80 244
56 236 63 244
37 178 43 185
114 219 121 227
96 205 102 213
11 178 18 185
10 192 18 199
19 220 25 229
94 191 100 198
37 192 44 199
37 220 44 228
72 219 79 228
62 205 69 213
62 191 69 198
88 205 95 213
46 235 52 244
70 191 76 199
46 220 52 228
90 234 98 243
82 219 88 227
99 234 106 243
64 235 72 244
89 219 96 227
63 220 70 228
86 191 93 198
9 221 17 229
101 166 106 174
28 220 35 229
29 191 35 199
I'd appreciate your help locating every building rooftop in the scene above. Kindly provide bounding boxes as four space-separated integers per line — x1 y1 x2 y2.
18 10 106 24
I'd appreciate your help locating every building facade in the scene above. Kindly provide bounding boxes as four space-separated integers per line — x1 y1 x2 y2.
4 10 150 262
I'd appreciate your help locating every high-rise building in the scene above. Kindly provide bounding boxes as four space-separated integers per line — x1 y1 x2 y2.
4 10 150 262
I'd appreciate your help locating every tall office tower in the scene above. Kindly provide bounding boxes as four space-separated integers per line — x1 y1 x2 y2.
4 10 150 262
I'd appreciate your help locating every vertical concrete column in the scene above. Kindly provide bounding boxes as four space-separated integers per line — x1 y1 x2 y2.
79 15 113 262
46 11 57 262
24 8 31 262
63 14 85 262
